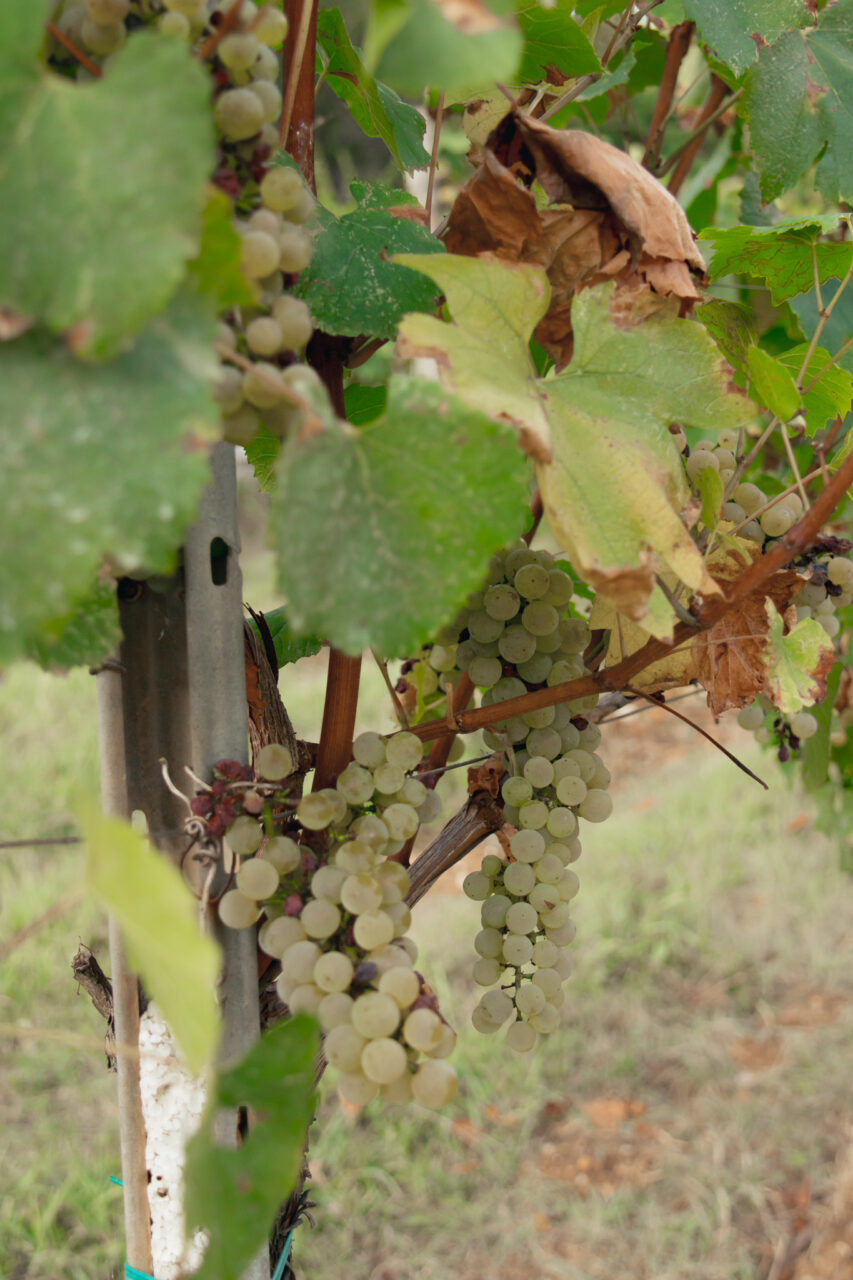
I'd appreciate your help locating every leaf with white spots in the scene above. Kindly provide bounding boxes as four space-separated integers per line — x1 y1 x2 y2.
291 197 443 340
269 374 530 655
0 292 218 664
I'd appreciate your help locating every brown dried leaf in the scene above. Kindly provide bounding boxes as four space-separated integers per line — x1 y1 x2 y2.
468 752 505 797
691 569 802 714
445 109 706 365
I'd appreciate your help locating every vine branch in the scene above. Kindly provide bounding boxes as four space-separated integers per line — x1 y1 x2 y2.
642 19 694 170
408 449 853 745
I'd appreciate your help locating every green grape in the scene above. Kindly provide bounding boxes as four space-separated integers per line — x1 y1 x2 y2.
737 704 764 730
534 853 564 884
374 762 405 794
463 871 492 900
522 601 559 636
280 939 322 985
378 967 420 1008
226 815 263 855
215 87 264 141
353 910 394 950
760 502 797 537
235 857 279 899
247 79 282 123
218 889 261 928
352 991 400 1039
484 583 521 620
317 992 353 1031
523 755 554 788
81 16 126 53
340 872 383 915
411 1059 457 1107
502 933 534 965
526 727 561 759
383 731 423 770
544 569 573 606
245 316 283 356
474 927 504 958
324 1024 368 1071
219 33 261 71
498 626 537 664
516 653 553 685
259 915 305 957
254 4 289 44
296 792 335 830
578 789 613 823
514 563 550 599
555 774 586 806
504 862 536 896
790 711 819 740
510 829 546 863
505 901 537 934
240 229 281 278
518 800 549 830
504 546 536 576
473 957 502 985
515 983 546 1016
279 224 313 272
403 1007 444 1051
545 808 577 840
361 1037 408 1085
86 0 128 19
481 894 511 927
311 864 347 902
506 1020 537 1052
468 610 505 643
383 803 419 841
313 951 354 993
469 656 503 687
301 898 341 939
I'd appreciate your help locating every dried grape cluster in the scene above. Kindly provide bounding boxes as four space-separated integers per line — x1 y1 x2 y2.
198 737 456 1108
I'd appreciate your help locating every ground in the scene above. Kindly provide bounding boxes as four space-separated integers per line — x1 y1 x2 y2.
2 657 853 1280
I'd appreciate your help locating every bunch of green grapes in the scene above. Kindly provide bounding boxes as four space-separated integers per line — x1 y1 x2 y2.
398 540 610 1049
213 734 456 1108
50 2 318 453
463 716 611 1050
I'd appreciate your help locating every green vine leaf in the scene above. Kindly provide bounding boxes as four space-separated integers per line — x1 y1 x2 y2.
185 1016 318 1280
802 661 843 792
744 2 853 202
699 217 853 305
27 581 120 671
187 188 255 311
374 0 523 97
0 292 218 664
270 374 530 655
317 8 430 169
515 0 600 84
763 602 835 714
84 806 220 1075
249 607 322 667
682 0 804 76
0 24 213 358
745 345 801 422
292 193 443 340
777 344 853 436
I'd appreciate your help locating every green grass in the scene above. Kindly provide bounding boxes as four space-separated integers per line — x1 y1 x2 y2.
3 662 853 1279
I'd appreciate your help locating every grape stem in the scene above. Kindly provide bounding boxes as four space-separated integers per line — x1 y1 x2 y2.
408 446 853 745
44 21 102 76
625 685 768 788
405 792 505 906
661 80 741 194
195 0 243 62
642 19 694 172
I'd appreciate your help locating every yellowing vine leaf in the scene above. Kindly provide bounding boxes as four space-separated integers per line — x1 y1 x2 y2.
763 602 835 714
395 253 552 457
396 258 754 637
541 285 754 636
